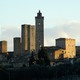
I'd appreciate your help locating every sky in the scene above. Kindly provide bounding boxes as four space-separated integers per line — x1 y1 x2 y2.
0 0 80 51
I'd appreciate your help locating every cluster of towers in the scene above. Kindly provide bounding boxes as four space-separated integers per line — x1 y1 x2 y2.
0 11 76 60
13 10 76 59
14 10 44 56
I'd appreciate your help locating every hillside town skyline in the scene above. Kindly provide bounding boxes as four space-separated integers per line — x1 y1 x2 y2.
0 10 79 60
1 1 80 51
1 10 80 51
1 1 80 79
0 10 78 52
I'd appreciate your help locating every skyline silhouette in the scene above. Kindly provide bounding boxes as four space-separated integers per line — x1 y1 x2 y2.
0 0 80 51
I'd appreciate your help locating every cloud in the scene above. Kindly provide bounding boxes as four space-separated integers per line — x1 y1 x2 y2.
1 25 21 51
44 20 80 46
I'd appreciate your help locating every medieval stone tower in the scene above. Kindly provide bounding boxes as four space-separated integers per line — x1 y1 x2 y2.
35 10 44 53
21 24 35 54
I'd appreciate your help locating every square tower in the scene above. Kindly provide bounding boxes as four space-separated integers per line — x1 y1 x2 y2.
21 24 35 54
56 38 76 58
35 10 44 53
0 40 7 54
14 37 21 56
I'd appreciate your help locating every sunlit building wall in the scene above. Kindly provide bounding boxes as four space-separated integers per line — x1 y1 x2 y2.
56 38 76 58
0 40 7 54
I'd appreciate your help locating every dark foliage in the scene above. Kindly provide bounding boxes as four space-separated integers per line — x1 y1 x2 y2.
29 51 35 66
37 47 50 66
1 62 80 80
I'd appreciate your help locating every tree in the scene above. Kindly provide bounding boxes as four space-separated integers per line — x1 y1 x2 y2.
29 51 35 66
37 47 50 66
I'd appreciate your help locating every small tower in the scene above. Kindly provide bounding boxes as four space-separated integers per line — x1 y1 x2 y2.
35 10 44 53
0 40 7 54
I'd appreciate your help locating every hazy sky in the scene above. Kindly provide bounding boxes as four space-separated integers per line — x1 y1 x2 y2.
0 0 80 51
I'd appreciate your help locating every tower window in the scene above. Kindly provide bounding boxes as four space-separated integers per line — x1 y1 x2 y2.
38 22 41 25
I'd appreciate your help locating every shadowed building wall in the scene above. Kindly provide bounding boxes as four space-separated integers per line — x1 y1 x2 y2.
14 37 21 56
21 24 35 54
76 46 80 57
44 46 65 61
0 41 7 54
35 10 44 53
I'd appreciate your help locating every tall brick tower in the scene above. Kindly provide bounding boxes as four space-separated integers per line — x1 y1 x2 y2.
35 10 44 53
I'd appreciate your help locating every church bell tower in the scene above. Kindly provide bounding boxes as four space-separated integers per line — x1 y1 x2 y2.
35 10 44 53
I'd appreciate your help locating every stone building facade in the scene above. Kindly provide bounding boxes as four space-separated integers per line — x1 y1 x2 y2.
56 38 76 58
44 46 65 61
54 49 65 59
0 40 7 54
14 37 21 56
21 24 35 54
